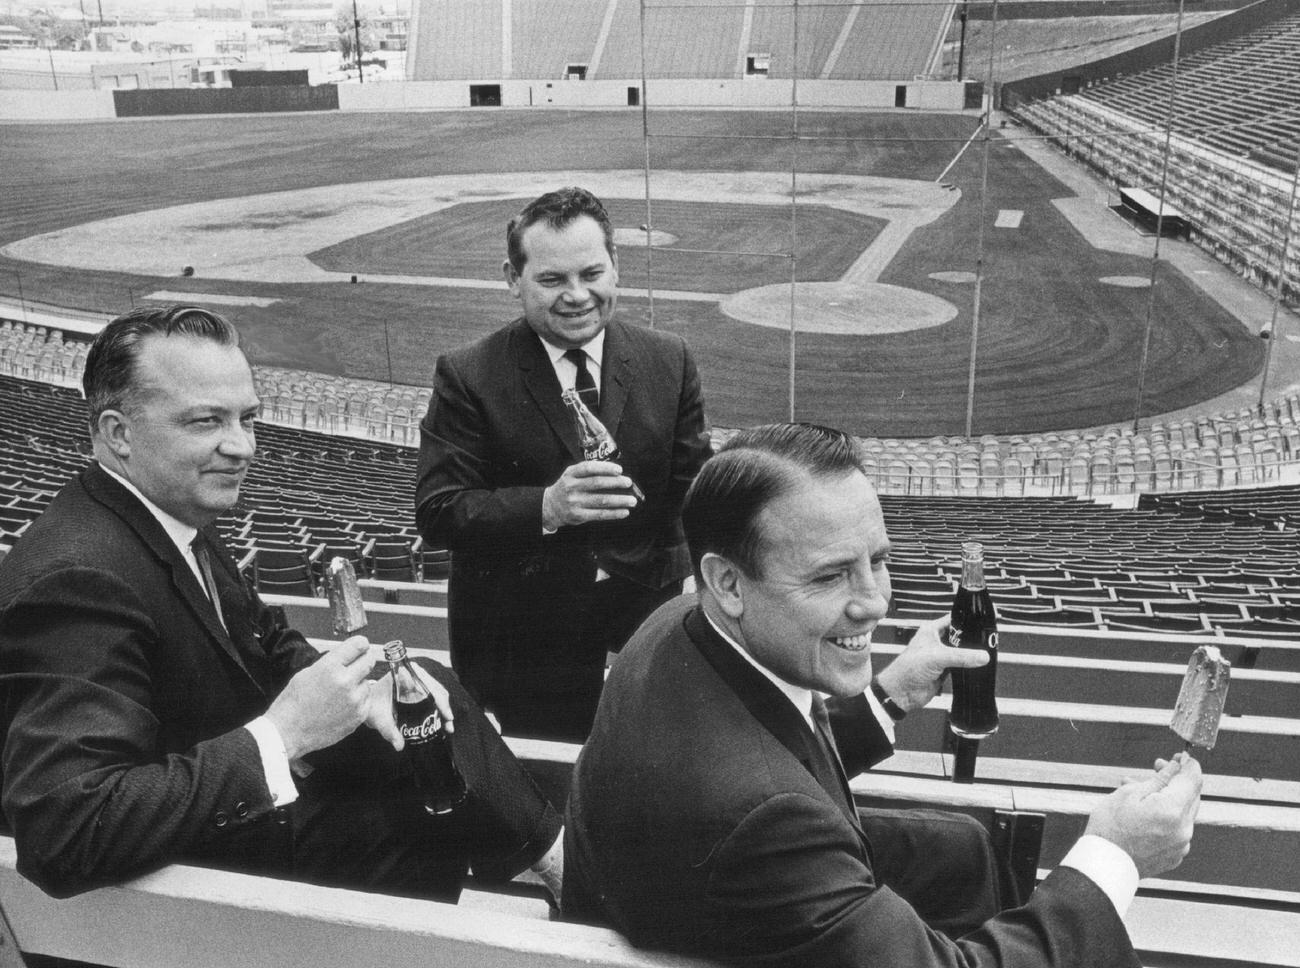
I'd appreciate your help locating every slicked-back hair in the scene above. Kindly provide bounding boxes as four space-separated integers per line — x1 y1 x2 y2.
83 304 240 429
506 186 616 273
682 423 867 581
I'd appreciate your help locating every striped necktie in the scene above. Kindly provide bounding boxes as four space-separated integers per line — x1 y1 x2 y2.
565 348 600 412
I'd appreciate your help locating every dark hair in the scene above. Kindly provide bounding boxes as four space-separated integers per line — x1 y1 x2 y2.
83 304 240 427
506 186 616 273
682 423 867 581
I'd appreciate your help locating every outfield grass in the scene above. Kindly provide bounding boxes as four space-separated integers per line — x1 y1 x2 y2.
0 109 1262 436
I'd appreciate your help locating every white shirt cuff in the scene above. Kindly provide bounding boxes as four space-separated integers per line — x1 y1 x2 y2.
245 716 299 807
862 686 897 745
1059 834 1140 918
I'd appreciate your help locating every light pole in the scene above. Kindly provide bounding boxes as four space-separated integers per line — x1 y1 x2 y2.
352 0 363 83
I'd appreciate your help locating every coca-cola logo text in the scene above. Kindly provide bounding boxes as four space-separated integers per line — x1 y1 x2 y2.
400 713 441 743
949 629 997 651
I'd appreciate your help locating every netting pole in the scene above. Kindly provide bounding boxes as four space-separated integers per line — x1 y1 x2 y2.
1257 145 1300 412
787 0 800 423
964 0 1001 439
638 0 655 329
1131 0 1186 432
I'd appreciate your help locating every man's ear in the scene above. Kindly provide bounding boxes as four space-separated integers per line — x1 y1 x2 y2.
699 552 745 620
503 259 521 297
96 410 132 459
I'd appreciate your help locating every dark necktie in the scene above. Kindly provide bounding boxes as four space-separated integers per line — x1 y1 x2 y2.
191 535 228 634
811 695 858 824
811 696 874 865
565 348 599 412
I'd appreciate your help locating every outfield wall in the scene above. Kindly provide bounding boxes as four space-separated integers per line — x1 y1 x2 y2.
0 79 970 120
336 78 970 111
114 85 340 116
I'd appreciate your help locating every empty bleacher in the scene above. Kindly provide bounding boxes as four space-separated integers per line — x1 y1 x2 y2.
2 362 1298 645
406 0 953 82
1 332 1298 965
1077 10 1300 171
880 492 1300 640
11 317 1295 502
1007 8 1300 306
0 368 433 586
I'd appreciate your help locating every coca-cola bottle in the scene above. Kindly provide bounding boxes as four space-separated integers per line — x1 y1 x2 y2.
385 640 466 815
948 541 1000 739
561 387 645 503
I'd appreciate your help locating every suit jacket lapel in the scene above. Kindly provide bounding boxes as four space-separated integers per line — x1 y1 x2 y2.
82 465 261 690
513 320 584 462
685 607 862 829
599 321 634 437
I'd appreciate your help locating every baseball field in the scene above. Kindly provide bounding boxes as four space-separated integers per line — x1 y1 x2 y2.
0 107 1265 436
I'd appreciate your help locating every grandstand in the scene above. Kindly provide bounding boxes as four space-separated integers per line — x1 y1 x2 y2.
2 343 1298 963
2 321 1297 645
1006 0 1300 305
406 0 952 83
2 1 1300 963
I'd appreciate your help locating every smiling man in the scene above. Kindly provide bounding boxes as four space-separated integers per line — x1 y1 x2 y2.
0 305 564 902
417 187 712 742
564 422 1203 968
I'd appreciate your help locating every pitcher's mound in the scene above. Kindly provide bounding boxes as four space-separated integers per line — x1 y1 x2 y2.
721 282 958 335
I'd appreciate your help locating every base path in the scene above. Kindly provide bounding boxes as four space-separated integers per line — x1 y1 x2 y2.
0 170 961 339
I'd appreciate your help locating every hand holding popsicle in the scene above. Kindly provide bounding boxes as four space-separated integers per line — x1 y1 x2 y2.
1085 753 1203 878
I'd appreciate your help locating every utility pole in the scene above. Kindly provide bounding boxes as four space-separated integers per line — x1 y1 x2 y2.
352 0 363 83
957 0 969 79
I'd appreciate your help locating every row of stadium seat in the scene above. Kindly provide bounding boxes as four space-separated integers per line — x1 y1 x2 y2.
1 367 1297 643
5 317 1299 498
1075 9 1300 171
1011 90 1299 306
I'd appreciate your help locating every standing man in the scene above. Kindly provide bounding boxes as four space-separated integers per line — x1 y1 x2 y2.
416 187 711 742
565 422 1202 967
0 305 562 902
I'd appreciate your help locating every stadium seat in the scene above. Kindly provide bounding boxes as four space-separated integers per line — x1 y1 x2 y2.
998 606 1100 627
244 545 323 597
363 536 419 582
420 545 452 581
1104 613 1210 634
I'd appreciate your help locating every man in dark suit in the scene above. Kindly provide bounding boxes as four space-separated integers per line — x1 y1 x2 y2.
416 186 711 742
0 305 562 901
565 422 1203 967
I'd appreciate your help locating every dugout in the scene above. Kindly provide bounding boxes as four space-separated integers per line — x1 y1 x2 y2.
1118 187 1191 238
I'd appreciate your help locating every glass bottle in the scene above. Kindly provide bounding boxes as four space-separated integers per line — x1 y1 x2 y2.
386 640 466 815
948 541 1000 739
561 387 645 502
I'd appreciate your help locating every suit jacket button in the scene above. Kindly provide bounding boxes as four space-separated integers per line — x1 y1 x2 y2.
213 811 229 828
235 801 250 819
273 807 290 825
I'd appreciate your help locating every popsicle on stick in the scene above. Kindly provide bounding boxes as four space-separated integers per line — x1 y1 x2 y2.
325 556 368 636
1170 644 1231 751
